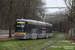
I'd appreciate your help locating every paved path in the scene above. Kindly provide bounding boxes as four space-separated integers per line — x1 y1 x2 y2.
0 34 15 40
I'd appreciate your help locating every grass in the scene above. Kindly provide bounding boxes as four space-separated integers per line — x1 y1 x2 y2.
47 40 75 50
29 34 64 50
0 34 57 50
53 31 70 40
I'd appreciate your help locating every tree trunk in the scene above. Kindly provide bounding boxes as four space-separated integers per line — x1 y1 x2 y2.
71 22 73 38
9 0 12 38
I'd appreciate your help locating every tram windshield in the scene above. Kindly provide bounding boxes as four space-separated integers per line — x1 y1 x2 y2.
16 25 26 32
15 21 27 32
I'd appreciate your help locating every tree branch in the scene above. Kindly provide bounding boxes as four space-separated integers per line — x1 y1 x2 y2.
0 4 9 12
64 0 71 9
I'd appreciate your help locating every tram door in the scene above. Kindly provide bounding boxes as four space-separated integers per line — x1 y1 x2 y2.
31 28 37 39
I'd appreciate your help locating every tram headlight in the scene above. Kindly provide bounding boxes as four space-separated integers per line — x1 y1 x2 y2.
24 33 26 35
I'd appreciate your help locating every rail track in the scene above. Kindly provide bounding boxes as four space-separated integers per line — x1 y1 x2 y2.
25 34 64 50
41 34 65 50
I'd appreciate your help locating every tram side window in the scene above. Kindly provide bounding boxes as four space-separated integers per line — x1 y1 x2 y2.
49 27 52 33
28 24 37 33
46 27 49 33
32 25 38 33
28 25 32 33
46 27 52 33
38 25 42 34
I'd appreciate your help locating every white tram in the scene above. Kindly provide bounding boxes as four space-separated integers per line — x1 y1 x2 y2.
14 19 52 39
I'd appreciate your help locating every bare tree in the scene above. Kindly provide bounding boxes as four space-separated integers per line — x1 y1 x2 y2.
0 0 45 38
64 0 75 38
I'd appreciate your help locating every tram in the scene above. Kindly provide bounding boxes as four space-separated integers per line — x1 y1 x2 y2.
14 19 52 39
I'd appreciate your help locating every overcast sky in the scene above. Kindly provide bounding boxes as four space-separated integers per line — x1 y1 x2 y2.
42 0 66 13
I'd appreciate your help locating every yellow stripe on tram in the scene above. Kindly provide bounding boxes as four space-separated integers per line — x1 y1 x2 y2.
17 22 25 24
15 32 26 36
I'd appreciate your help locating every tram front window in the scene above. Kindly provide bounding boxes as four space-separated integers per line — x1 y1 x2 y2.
15 25 26 32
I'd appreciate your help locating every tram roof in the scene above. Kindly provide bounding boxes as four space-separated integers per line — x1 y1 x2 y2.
16 19 52 26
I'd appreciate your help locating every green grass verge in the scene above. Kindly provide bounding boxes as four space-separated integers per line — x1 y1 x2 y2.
53 32 70 40
29 34 64 50
0 34 57 50
47 40 75 50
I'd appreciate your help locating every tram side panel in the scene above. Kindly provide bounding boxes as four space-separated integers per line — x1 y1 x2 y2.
27 24 38 39
37 25 46 38
49 27 52 37
46 26 52 38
